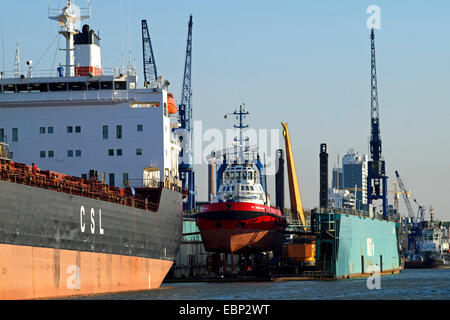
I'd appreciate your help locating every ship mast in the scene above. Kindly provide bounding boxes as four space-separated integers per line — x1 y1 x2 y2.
49 0 91 77
231 103 249 163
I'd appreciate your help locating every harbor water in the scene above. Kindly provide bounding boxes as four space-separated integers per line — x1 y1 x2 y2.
72 269 450 300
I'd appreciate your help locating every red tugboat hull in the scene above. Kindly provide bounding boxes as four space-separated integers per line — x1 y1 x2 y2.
196 202 286 254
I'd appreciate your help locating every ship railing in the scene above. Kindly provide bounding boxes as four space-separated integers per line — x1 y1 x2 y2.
0 87 137 104
128 177 183 194
315 207 386 220
48 7 91 19
0 68 135 80
0 160 161 212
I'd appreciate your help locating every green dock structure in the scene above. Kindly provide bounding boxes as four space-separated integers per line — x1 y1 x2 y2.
314 208 401 279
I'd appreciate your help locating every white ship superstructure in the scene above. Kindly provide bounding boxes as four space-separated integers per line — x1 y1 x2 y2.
0 0 180 188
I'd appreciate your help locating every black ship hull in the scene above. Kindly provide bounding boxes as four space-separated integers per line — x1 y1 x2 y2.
0 180 183 299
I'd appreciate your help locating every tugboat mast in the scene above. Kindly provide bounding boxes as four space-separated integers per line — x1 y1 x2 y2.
231 103 249 162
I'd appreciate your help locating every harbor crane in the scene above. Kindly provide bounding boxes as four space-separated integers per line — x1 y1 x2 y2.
281 122 306 229
394 170 415 220
141 19 158 88
178 15 195 212
367 29 388 218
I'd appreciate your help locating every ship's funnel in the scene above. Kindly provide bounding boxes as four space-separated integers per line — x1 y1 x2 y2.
74 24 102 76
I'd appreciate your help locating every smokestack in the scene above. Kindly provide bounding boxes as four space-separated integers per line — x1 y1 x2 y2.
275 149 285 214
319 143 328 209
208 151 216 202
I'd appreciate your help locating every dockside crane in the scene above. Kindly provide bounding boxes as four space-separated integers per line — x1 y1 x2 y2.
395 170 426 252
281 122 306 229
141 19 157 88
394 170 415 220
178 15 195 212
367 29 388 218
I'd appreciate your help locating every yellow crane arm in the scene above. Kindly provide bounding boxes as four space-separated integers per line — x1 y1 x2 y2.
281 122 306 227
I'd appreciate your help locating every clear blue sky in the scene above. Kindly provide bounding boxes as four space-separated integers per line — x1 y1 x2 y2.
1 0 449 220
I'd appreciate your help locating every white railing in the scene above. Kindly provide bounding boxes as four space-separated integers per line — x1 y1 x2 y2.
0 89 136 104
0 67 136 80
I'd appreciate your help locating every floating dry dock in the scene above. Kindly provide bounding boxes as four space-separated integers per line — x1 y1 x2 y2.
313 208 401 279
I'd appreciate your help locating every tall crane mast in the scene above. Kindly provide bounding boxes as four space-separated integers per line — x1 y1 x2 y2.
179 15 193 131
141 19 158 88
178 15 195 212
367 29 388 218
395 170 415 220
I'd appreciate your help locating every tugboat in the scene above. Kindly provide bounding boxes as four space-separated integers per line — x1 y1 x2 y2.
196 105 287 254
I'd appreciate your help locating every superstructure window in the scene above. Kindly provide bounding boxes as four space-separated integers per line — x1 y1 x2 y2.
136 148 142 156
29 83 48 92
75 150 81 157
114 81 126 90
100 82 113 90
67 126 73 133
67 150 73 157
40 127 45 134
68 82 87 91
137 124 143 132
117 149 123 156
0 129 4 142
116 125 122 139
75 126 81 133
48 150 54 158
49 82 67 92
87 81 99 90
3 84 15 93
40 151 46 158
103 125 108 139
12 128 18 142
16 84 29 93
108 149 114 156
48 127 54 134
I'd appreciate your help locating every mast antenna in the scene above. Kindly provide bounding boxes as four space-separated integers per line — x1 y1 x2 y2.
13 43 20 78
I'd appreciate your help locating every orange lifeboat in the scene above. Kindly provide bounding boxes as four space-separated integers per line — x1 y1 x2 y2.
167 93 178 114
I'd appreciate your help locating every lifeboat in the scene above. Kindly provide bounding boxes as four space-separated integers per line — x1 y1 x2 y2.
167 93 178 114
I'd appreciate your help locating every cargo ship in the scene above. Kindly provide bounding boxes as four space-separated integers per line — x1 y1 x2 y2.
196 105 287 254
0 1 184 299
